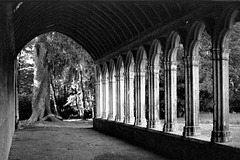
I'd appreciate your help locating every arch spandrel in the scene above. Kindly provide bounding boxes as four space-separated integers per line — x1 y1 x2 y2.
213 6 239 51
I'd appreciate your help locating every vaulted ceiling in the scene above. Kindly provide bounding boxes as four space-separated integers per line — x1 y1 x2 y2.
13 1 221 61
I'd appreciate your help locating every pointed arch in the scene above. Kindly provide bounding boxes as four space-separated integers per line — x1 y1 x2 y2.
215 8 239 51
183 21 208 137
148 39 162 129
164 31 181 62
186 21 206 58
136 46 148 70
211 6 239 142
134 46 147 127
124 51 135 124
149 39 162 66
163 31 181 132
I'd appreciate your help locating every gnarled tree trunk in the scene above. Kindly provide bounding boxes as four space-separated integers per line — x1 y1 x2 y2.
28 40 52 123
50 76 60 116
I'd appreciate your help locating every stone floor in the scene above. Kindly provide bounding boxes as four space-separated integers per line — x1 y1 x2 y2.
9 114 240 160
8 120 169 160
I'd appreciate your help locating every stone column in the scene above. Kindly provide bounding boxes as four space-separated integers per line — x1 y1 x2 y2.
108 75 113 120
148 65 161 129
108 73 115 120
124 70 129 123
102 73 109 119
135 69 147 127
128 69 135 124
115 74 120 121
211 48 230 142
102 76 106 119
95 75 102 119
116 70 124 122
183 56 200 136
134 68 140 125
164 61 177 132
112 75 117 121
164 62 169 130
124 67 135 124
15 60 19 129
119 70 125 122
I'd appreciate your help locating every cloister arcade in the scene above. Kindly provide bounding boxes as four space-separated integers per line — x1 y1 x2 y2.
1 1 240 159
95 15 235 142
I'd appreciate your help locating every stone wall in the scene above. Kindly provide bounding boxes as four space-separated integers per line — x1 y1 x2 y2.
93 119 240 160
0 3 16 160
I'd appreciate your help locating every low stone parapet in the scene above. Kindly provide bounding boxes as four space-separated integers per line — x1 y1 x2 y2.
93 118 240 160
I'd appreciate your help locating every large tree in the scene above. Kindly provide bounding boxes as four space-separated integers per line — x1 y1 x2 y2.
27 32 94 123
28 35 52 123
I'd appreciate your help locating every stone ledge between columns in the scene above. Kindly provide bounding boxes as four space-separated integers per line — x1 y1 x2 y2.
93 119 240 160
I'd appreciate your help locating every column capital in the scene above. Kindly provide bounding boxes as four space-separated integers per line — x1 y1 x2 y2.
140 70 146 77
170 61 178 66
164 61 169 71
212 48 230 61
191 59 199 67
129 71 135 79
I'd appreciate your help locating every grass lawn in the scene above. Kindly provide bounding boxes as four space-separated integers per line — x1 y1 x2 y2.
177 112 240 124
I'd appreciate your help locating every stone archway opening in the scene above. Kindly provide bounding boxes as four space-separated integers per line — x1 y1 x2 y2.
16 32 95 125
227 13 240 141
198 28 213 136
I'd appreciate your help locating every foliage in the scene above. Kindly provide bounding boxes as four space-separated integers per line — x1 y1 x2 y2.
18 32 95 120
229 22 240 112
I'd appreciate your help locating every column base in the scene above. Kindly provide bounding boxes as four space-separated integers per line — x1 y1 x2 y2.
211 130 231 143
135 118 147 127
115 115 124 123
124 115 135 125
148 119 161 129
163 122 177 132
101 112 107 119
128 116 135 125
107 114 114 121
183 125 201 137
96 114 102 119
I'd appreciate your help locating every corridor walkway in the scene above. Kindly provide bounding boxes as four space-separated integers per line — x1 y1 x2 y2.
8 120 169 160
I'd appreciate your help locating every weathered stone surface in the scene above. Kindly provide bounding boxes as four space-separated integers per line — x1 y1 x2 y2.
94 119 240 160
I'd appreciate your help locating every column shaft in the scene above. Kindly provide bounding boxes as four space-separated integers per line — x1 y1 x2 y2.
95 79 102 118
102 76 109 119
134 69 139 125
119 72 125 122
148 65 161 129
124 71 129 123
112 77 117 121
108 76 113 120
129 71 135 124
211 48 230 142
183 57 200 136
164 62 177 132
116 71 124 122
102 77 107 119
